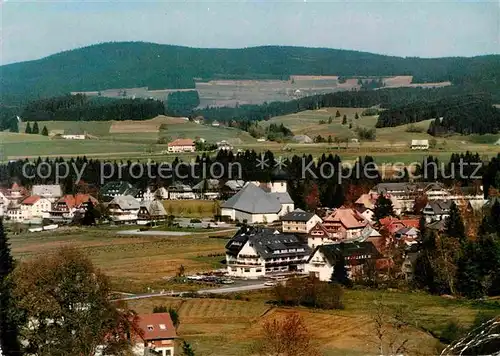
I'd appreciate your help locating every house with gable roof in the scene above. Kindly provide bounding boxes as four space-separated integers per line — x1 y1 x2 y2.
48 193 98 222
322 207 369 240
281 208 322 234
220 181 294 223
225 227 310 278
134 312 177 356
107 195 140 223
305 241 382 281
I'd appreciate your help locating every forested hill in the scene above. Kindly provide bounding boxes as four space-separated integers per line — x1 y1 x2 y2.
1 41 499 105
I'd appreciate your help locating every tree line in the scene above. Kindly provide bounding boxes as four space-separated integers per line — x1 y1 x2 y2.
376 94 500 135
19 94 165 122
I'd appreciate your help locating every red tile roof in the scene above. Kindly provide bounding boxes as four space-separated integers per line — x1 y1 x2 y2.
136 313 177 341
380 217 419 234
167 138 194 147
22 195 41 205
323 208 368 229
57 194 98 208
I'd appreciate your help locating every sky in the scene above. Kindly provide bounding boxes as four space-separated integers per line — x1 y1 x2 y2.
0 0 499 65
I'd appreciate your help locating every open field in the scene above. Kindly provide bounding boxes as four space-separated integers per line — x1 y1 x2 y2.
3 107 499 162
9 227 229 293
126 289 499 356
8 225 499 355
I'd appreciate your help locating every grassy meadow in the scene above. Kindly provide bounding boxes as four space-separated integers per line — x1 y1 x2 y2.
7 225 500 355
9 226 229 293
3 108 499 163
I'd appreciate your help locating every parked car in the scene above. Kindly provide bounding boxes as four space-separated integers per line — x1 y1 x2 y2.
264 281 277 287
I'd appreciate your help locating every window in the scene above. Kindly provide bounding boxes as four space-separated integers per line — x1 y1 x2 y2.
256 268 262 272
159 324 166 330
147 325 154 331
244 268 250 273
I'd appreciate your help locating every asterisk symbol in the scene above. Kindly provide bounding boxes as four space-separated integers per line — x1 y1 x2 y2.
274 156 287 170
256 153 269 170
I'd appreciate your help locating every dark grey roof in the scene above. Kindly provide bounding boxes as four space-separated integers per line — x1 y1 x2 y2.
281 208 315 222
101 181 134 197
308 241 381 264
225 227 310 259
372 182 446 196
424 199 452 215
221 183 282 214
109 195 140 210
168 182 192 192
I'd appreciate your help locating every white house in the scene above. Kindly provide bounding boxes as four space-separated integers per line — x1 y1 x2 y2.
167 138 195 153
48 194 98 222
167 183 195 200
225 227 310 279
305 241 381 281
281 208 322 234
8 195 52 222
423 199 453 223
220 181 294 223
32 184 63 203
411 139 429 150
107 195 140 223
61 134 86 140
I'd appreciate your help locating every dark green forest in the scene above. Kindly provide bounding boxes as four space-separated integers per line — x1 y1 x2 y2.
20 94 165 122
1 41 499 105
375 95 500 135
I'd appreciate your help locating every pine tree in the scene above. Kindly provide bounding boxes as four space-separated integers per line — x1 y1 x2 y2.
82 199 96 226
456 241 483 298
24 122 32 134
32 121 39 134
0 219 22 355
335 110 341 118
182 341 196 356
331 244 351 287
355 112 359 120
9 120 18 133
41 125 49 136
445 202 466 242
342 115 347 125
374 195 394 221
328 116 333 124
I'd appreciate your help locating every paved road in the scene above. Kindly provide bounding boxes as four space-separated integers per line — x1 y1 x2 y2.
114 281 271 301
117 228 237 237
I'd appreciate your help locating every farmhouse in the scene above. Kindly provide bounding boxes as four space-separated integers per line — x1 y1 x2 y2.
134 313 177 356
167 138 195 153
423 199 453 222
220 181 294 223
192 179 220 199
305 241 382 282
411 139 429 150
100 181 136 199
225 227 310 279
10 195 52 222
322 207 369 240
167 182 195 200
137 200 167 224
48 194 98 222
281 208 322 234
107 195 140 223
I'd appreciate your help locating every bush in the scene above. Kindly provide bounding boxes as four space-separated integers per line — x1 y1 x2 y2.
190 218 202 223
355 127 376 140
405 123 425 133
